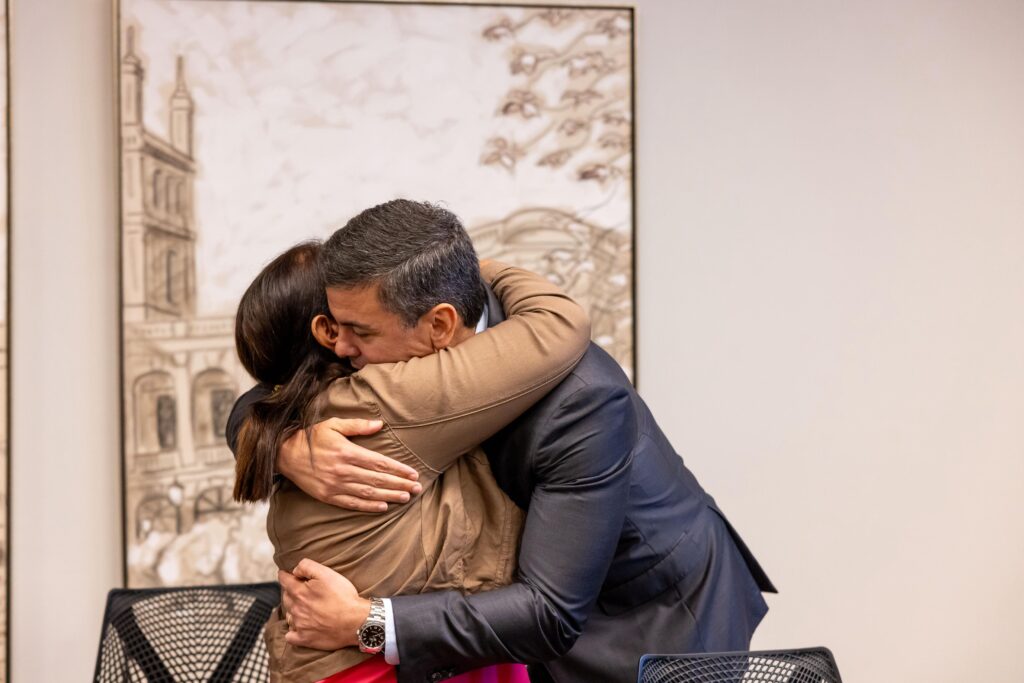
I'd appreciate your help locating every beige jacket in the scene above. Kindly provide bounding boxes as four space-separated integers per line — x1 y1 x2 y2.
264 262 591 682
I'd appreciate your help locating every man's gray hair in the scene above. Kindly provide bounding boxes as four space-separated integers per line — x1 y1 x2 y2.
320 200 486 328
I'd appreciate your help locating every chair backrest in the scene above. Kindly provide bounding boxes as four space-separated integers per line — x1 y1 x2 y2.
93 582 280 682
638 647 842 683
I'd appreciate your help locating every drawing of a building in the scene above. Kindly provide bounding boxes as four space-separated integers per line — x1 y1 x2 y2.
115 10 633 587
469 209 633 376
120 28 268 587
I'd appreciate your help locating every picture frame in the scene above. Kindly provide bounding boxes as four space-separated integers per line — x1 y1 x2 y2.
115 0 635 588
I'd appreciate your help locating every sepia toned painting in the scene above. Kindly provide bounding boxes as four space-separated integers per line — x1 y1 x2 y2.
117 0 634 588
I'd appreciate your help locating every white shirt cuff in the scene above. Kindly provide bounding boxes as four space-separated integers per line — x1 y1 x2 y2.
382 598 400 665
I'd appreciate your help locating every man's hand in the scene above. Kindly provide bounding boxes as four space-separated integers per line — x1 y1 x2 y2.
276 417 422 512
280 559 370 651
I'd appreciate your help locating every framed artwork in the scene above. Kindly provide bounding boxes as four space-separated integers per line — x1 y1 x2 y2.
117 0 634 587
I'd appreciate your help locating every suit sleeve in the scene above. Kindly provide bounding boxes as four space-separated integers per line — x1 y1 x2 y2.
225 383 272 455
389 384 637 682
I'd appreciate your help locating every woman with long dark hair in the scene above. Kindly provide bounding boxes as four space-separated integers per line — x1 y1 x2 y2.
233 241 590 682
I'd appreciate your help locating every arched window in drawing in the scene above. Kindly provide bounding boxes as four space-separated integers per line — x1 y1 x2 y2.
135 494 180 539
192 368 237 446
177 180 187 216
152 168 162 210
134 371 177 454
165 175 176 215
167 176 178 215
173 179 184 215
194 485 236 523
165 250 179 305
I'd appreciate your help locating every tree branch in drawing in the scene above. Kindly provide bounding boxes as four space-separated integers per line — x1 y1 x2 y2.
479 8 632 189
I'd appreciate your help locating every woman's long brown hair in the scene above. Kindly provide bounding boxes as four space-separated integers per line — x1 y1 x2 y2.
233 241 349 502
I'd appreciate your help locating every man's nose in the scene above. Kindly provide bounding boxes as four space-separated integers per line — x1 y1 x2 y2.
333 333 359 359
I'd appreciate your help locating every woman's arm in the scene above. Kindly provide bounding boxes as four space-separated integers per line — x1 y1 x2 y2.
323 262 590 475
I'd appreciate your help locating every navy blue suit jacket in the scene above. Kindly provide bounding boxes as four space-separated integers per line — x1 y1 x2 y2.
388 290 775 683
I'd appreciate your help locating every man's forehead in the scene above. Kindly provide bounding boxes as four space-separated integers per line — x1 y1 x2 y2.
326 283 388 319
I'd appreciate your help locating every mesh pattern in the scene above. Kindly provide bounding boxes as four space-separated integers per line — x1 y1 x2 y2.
94 583 280 682
638 648 842 683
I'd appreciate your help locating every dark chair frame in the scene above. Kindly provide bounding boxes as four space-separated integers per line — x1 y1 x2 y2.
637 647 843 683
93 582 280 683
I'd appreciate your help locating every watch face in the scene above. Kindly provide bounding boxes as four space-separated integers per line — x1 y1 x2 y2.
359 623 386 649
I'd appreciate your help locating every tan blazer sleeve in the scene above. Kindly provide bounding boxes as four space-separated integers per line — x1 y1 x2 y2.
321 262 590 476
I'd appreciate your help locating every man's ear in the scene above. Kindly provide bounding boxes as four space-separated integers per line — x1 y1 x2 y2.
425 303 460 350
310 314 339 351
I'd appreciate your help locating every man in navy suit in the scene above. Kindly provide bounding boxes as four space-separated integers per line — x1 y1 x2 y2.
227 200 775 682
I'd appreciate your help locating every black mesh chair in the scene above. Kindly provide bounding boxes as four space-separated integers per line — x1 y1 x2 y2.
638 647 842 683
93 582 280 682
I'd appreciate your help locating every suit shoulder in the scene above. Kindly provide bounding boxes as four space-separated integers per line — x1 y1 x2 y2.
537 346 636 435
562 343 634 390
489 344 634 445
521 344 633 418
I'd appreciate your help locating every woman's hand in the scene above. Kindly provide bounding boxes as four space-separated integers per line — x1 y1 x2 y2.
281 559 368 650
276 417 422 512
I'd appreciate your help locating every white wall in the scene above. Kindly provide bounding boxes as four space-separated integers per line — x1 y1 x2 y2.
10 0 122 681
634 1 1024 681
9 0 1024 681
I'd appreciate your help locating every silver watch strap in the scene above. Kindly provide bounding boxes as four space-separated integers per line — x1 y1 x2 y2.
367 597 386 623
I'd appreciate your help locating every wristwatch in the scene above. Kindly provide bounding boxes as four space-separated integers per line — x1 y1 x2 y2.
356 597 387 654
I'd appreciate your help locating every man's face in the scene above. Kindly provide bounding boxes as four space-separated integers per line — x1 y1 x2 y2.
325 283 435 369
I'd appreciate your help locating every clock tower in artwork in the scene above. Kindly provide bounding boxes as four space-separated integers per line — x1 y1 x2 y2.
118 27 267 588
120 26 197 323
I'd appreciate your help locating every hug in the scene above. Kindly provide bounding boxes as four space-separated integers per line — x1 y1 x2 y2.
225 199 774 683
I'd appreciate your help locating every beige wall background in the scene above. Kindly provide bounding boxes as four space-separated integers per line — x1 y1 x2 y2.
9 0 1024 681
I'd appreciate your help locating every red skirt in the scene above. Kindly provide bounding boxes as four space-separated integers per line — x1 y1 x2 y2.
318 655 530 683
